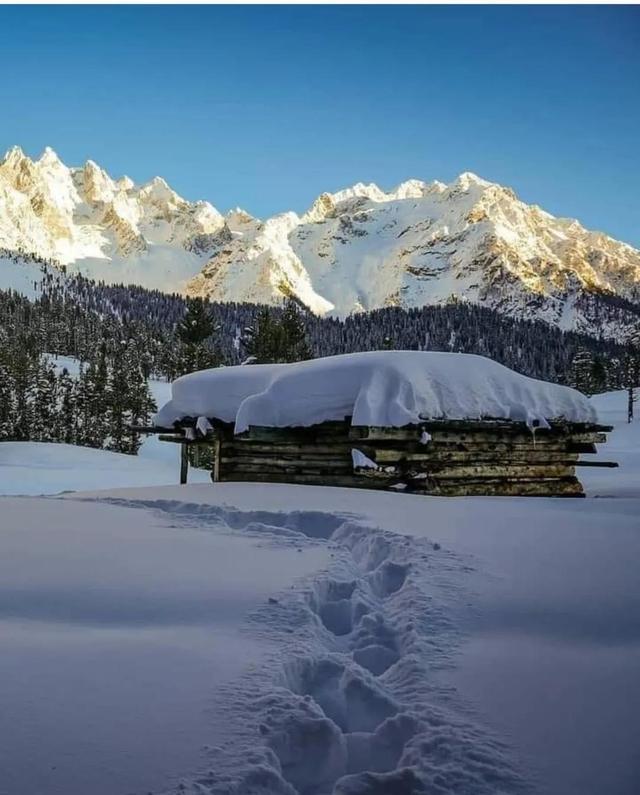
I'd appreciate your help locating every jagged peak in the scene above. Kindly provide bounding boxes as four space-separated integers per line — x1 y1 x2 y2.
428 179 447 193
226 207 255 223
2 145 28 165
83 158 103 173
37 146 65 167
330 181 387 204
389 179 430 200
116 175 134 191
449 171 493 191
265 210 300 230
301 192 336 223
137 175 183 204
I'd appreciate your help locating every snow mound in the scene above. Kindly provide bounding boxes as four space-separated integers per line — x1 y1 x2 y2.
154 351 597 433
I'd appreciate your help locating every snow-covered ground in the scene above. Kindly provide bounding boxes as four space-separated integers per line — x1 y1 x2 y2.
0 388 637 795
0 441 210 496
0 497 329 795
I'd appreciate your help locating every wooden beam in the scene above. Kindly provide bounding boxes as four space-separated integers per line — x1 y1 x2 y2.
574 460 619 468
130 425 182 434
180 442 189 485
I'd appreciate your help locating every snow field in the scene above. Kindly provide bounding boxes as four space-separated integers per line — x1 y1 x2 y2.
0 441 210 496
1 387 636 793
96 498 524 795
0 498 331 795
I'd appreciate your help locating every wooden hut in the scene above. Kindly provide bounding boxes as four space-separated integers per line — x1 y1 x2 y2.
137 351 616 498
142 415 614 497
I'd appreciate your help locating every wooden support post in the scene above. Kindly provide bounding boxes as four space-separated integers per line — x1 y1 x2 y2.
212 438 221 483
180 442 189 485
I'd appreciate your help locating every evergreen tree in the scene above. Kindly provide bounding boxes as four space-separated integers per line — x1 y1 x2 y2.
57 368 77 444
279 300 312 362
176 298 221 375
569 348 595 395
105 342 131 452
0 361 16 439
242 307 279 364
590 355 608 395
243 300 311 364
121 341 156 454
32 361 58 442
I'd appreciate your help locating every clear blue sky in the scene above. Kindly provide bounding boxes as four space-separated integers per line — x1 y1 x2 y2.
1 5 638 244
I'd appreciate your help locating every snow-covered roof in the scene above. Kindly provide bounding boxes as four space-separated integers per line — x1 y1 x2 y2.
153 351 597 434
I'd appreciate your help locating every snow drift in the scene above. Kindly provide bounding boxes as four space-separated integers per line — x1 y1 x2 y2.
153 351 597 434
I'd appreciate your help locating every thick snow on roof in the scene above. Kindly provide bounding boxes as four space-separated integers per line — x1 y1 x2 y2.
153 351 597 433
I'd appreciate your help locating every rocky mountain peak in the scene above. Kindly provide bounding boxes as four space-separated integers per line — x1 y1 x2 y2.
1 146 639 340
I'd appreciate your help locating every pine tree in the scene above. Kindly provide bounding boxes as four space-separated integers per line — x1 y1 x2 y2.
242 307 279 364
58 368 77 444
0 361 16 439
176 298 221 375
122 342 156 454
280 300 312 362
32 361 58 442
243 301 311 364
105 342 131 453
590 355 608 395
569 347 595 395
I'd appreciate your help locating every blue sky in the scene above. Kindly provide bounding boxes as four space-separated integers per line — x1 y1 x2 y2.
1 5 638 244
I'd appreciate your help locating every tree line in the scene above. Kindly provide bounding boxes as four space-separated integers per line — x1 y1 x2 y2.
0 250 639 453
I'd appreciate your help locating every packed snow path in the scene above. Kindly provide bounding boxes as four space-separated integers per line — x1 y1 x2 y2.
65 493 525 795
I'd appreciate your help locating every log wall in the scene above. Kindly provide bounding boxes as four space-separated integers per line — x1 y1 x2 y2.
202 418 614 497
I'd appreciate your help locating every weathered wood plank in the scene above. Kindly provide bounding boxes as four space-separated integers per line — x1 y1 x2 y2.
414 480 584 497
574 460 619 468
242 422 351 442
567 442 597 454
415 464 576 479
212 438 221 482
228 442 358 454
373 449 579 464
349 426 422 441
221 457 352 469
218 472 394 489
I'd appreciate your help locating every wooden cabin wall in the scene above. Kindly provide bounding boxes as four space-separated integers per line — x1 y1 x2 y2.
210 420 610 497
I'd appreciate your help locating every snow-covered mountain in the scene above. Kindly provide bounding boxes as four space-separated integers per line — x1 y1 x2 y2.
2 146 640 338
0 145 224 291
188 173 640 335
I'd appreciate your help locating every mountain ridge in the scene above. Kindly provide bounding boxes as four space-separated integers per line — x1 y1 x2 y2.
1 146 639 340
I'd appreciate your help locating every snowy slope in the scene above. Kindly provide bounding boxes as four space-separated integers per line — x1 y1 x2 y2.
2 147 640 339
0 250 52 299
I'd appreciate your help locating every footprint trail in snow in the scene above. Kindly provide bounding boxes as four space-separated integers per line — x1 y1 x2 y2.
99 498 529 795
